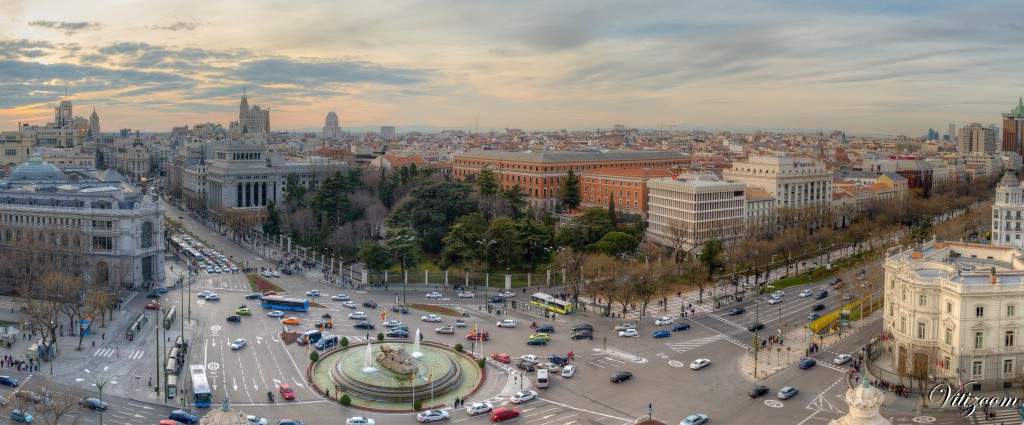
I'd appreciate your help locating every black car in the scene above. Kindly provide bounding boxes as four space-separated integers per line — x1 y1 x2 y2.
313 321 333 329
282 269 293 275
728 307 746 316
573 324 594 332
0 376 18 387
815 290 828 299
672 323 691 331
226 315 241 323
536 325 555 333
146 293 161 299
169 409 199 424
811 304 825 311
748 386 769 398
610 372 633 383
78 397 108 411
245 293 262 300
489 296 504 303
391 305 409 313
386 329 409 338
354 321 375 329
362 301 378 309
515 362 535 372
571 331 593 340
747 323 765 332
799 358 817 369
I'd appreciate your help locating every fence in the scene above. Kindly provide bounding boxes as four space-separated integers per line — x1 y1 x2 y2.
810 295 872 333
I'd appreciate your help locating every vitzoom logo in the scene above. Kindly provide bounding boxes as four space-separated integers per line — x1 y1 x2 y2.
928 381 1019 417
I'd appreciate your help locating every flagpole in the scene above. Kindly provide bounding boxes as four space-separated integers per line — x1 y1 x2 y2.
430 367 434 406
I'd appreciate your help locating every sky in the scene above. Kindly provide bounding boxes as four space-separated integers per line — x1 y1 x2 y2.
1 0 1023 136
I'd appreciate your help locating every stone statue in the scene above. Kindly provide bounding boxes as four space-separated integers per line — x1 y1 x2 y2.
376 344 419 375
830 380 891 425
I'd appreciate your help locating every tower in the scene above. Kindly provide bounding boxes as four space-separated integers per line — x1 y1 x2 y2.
88 108 100 140
1003 98 1024 157
323 112 341 140
239 87 249 133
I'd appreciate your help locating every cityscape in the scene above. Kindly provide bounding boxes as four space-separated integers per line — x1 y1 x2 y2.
1 2 1024 425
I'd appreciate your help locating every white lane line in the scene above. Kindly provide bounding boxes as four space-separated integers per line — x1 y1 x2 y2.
535 398 631 422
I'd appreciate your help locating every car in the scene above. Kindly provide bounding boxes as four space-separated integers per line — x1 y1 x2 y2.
267 310 284 317
520 354 539 363
808 313 821 321
528 333 550 341
354 321 375 329
271 271 281 277
345 417 375 425
571 331 593 340
281 269 293 275
690 358 711 370
610 371 633 383
772 290 785 297
561 365 576 377
749 386 770 398
653 330 671 338
246 416 269 425
830 278 844 286
426 292 443 299
245 293 262 300
349 312 367 320
435 326 455 334
515 362 535 372
313 320 333 329
680 414 708 425
13 391 42 404
213 267 222 273
748 323 765 332
767 297 782 305
454 319 467 327
261 270 273 277
834 354 853 365
279 384 295 400
534 324 555 333
262 291 277 296
342 301 358 308
728 307 745 316
811 303 825 311
383 320 404 327
391 305 410 313
573 324 593 332
10 409 32 423
536 362 560 372
386 329 409 338
169 410 199 424
655 317 674 326
491 353 511 363
527 337 548 345
488 296 505 303
282 317 300 325
496 319 517 328
206 293 220 301
510 390 537 404
618 329 639 337
489 406 519 422
331 294 350 301
145 302 161 309
147 292 161 299
230 338 247 350
78 397 108 411
672 323 691 331
236 307 252 315
466 402 494 415
306 290 321 297
458 292 475 298
0 376 19 387
815 290 829 299
422 315 443 322
362 301 378 308
799 289 813 298
227 315 242 322
799 358 817 369
277 421 305 425
614 323 635 331
499 291 515 298
778 386 799 400
843 293 855 300
416 410 449 423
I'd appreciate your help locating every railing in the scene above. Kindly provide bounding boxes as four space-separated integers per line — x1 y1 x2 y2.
970 348 988 356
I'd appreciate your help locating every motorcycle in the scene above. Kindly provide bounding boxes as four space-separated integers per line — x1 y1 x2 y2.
530 322 538 329
267 391 275 402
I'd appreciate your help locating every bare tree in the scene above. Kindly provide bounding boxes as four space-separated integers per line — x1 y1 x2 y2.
20 271 66 364
84 291 115 329
556 248 587 303
666 221 699 262
31 377 83 425
286 208 319 242
55 275 87 348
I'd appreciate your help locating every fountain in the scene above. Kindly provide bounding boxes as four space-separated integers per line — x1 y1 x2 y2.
411 329 424 359
361 343 378 375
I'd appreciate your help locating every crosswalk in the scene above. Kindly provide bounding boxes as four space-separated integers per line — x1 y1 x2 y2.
93 349 146 359
970 406 1016 424
664 335 723 353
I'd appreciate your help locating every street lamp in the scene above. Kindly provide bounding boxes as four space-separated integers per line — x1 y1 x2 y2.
478 239 497 306
83 366 118 425
392 234 416 305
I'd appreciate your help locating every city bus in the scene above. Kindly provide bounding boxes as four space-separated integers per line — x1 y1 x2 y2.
260 295 309 312
188 364 212 407
530 293 573 315
165 355 179 376
165 373 177 399
163 307 176 330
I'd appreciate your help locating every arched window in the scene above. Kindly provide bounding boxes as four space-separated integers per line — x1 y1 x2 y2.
141 221 153 248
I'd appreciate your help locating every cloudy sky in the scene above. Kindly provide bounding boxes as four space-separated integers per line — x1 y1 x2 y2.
1 0 1023 136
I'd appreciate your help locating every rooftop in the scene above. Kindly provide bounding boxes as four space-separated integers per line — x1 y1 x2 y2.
456 149 687 163
888 240 1024 286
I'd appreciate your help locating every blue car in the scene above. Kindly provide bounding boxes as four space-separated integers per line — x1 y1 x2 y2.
0 375 19 387
799 358 817 369
653 330 671 338
808 313 821 321
154 287 168 294
10 409 32 423
672 323 690 331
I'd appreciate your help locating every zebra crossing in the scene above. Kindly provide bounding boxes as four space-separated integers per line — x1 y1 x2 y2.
93 348 146 359
664 335 723 354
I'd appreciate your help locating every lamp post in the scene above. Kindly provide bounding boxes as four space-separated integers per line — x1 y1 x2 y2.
754 286 761 378
83 366 118 425
392 234 416 305
478 239 497 306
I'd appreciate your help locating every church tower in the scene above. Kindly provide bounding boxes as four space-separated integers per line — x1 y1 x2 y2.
239 86 249 133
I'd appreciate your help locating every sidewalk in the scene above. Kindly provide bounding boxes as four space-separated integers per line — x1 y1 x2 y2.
738 313 882 380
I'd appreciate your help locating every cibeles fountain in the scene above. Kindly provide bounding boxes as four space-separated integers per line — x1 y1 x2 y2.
829 380 892 425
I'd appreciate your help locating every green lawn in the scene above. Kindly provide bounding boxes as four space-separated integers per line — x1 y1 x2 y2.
763 250 882 291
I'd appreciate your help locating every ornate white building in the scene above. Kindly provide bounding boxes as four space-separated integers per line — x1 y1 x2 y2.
992 171 1024 247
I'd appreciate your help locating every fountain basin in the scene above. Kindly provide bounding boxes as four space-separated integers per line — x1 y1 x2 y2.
328 342 464 403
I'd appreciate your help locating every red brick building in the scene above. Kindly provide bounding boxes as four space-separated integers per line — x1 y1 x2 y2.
579 168 676 219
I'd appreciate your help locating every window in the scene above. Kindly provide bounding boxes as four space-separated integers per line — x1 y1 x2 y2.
92 236 112 251
977 306 985 317
975 332 984 349
141 221 153 248
900 317 906 334
1006 359 1015 375
944 356 951 370
3 149 14 156
1010 305 1017 317
901 288 907 302
945 327 952 345
947 302 953 314
919 294 927 307
1008 331 1016 347
917 322 925 339
972 361 983 377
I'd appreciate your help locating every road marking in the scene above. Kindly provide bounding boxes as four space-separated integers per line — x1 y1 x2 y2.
534 398 631 422
806 393 843 413
664 335 723 353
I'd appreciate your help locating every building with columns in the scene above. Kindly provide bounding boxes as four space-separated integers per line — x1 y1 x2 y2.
645 173 746 251
992 171 1024 248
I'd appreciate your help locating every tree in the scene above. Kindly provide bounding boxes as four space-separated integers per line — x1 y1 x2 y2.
608 193 617 228
23 377 82 425
512 216 555 271
310 351 320 362
475 167 500 197
696 241 724 303
388 226 420 275
560 170 581 211
486 217 524 271
591 231 639 257
390 180 478 254
358 241 394 273
504 185 528 219
20 272 64 364
310 171 362 229
263 200 282 236
556 248 587 302
438 213 487 270
284 172 308 210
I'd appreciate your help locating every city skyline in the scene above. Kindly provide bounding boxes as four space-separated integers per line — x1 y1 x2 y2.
2 1 1024 135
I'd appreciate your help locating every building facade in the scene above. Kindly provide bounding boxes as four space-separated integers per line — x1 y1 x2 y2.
958 123 997 154
722 156 834 210
1002 99 1024 157
380 126 396 139
323 112 341 140
645 174 746 251
578 168 675 219
238 92 270 135
992 171 1024 248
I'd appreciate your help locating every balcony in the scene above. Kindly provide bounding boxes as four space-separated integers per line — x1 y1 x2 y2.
970 349 988 356
1003 346 1019 353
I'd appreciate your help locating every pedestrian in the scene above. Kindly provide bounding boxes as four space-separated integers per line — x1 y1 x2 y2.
454 397 458 407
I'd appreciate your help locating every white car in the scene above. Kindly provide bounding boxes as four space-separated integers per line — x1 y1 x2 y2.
655 317 674 326
799 289 813 298
772 290 785 297
416 410 449 423
205 293 220 301
690 359 711 370
614 323 635 331
346 417 375 425
458 292 475 298
230 338 247 350
306 290 321 297
267 310 284 317
342 301 357 308
349 312 367 320
421 315 443 322
213 267 222 273
561 365 576 378
500 291 515 298
496 319 517 328
260 270 273 277
535 362 560 372
465 402 494 415
520 354 539 363
271 271 281 277
332 294 350 301
510 390 537 404
618 329 639 337
383 320 404 328
767 297 782 305
246 416 269 425
198 291 212 298
834 354 853 365
426 292 443 299
680 414 709 425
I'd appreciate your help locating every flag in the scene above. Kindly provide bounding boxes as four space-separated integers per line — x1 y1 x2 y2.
382 311 386 321
429 368 433 382
409 373 415 384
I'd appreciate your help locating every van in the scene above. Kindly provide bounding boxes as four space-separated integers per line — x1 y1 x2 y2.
315 335 340 350
536 369 549 388
297 330 322 346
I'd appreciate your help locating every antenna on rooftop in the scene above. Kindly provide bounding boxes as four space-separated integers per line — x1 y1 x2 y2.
64 82 68 100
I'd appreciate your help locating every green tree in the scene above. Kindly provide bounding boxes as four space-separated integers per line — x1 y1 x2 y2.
555 223 588 251
514 216 555 270
697 240 724 302
262 200 282 236
591 231 639 257
560 170 581 211
388 226 420 275
341 394 352 406
340 337 349 347
358 241 394 273
486 217 524 270
310 351 320 362
608 193 617 228
310 171 361 228
504 185 528 219
377 332 385 341
380 168 398 208
390 180 478 254
476 167 500 196
438 213 487 270
284 172 307 209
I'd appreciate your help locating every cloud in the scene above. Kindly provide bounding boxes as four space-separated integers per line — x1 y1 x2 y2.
146 21 201 31
27 20 101 35
234 58 433 88
0 39 56 60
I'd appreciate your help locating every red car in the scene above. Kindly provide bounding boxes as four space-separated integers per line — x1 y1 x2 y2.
466 331 489 341
263 291 277 296
491 353 511 363
145 302 161 310
489 407 519 422
279 384 295 400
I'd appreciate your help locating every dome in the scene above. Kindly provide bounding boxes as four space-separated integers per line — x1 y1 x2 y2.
9 153 66 180
1000 170 1019 188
